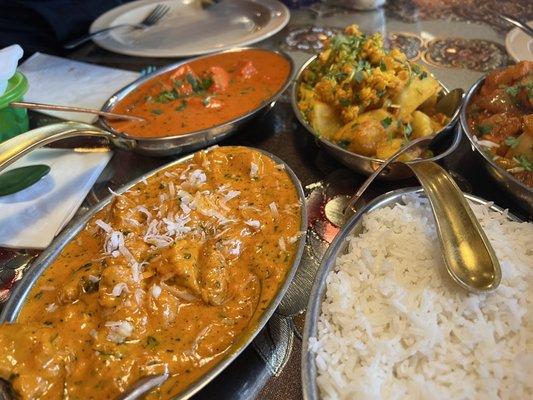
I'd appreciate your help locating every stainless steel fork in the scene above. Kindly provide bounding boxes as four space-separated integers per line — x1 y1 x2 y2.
64 4 170 49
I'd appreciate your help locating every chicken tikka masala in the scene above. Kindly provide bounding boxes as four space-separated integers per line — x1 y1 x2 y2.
108 49 291 138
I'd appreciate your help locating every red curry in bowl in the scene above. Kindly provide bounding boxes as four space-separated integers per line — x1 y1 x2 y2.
466 61 533 188
108 49 291 138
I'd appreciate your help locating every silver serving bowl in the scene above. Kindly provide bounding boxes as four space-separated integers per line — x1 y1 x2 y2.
0 146 308 400
98 47 295 156
301 187 521 400
291 56 462 180
459 76 533 214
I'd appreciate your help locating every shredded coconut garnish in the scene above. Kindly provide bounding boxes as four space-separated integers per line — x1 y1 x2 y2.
224 190 240 202
269 202 279 217
45 303 57 313
473 135 499 149
245 219 261 229
134 288 143 304
151 284 162 299
111 283 129 297
137 205 153 222
168 181 176 198
105 320 134 343
288 231 305 244
278 237 286 251
250 162 259 179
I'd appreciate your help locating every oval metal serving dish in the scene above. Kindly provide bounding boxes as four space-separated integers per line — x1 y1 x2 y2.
291 55 462 180
0 146 308 400
460 76 533 214
301 187 521 400
99 47 295 156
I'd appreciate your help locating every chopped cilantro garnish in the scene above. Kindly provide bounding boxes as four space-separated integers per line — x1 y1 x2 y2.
338 140 351 149
154 90 179 103
476 124 492 135
504 136 520 149
354 70 365 83
186 73 200 92
201 77 213 90
81 276 99 294
411 64 422 74
516 155 532 171
175 101 187 111
505 85 520 97
403 123 413 141
339 98 351 107
151 109 163 115
419 71 428 80
202 96 212 106
381 117 393 128
379 61 387 71
146 336 159 349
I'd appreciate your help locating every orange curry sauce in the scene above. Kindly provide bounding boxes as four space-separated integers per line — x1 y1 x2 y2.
108 49 291 138
0 147 302 399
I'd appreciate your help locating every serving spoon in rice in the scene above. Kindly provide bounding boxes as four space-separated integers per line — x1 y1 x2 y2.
344 88 502 293
348 158 501 293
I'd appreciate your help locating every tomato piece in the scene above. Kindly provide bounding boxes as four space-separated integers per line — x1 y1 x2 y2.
206 66 229 93
237 60 257 80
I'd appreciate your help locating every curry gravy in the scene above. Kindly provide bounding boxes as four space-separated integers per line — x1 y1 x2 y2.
0 147 302 399
108 49 291 138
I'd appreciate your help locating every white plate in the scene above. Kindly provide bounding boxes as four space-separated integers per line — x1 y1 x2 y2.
90 0 290 58
505 21 533 62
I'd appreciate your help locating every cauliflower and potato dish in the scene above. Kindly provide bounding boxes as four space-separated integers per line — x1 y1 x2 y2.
297 25 449 161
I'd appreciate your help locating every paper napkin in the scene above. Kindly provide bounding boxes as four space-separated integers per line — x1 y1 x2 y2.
0 148 113 249
18 53 139 123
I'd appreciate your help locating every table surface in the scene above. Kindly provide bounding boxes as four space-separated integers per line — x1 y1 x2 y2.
1 1 532 399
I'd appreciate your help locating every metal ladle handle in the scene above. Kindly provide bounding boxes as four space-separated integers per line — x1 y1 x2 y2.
408 161 501 292
0 122 114 172
344 135 434 213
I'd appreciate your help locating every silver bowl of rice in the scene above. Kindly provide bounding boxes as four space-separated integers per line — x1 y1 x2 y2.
302 187 533 399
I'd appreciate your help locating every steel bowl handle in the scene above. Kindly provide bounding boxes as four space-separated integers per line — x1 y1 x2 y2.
0 122 115 172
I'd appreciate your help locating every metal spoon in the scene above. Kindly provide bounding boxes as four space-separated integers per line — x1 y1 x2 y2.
0 374 168 400
409 161 501 292
116 374 168 400
10 101 145 122
345 88 464 213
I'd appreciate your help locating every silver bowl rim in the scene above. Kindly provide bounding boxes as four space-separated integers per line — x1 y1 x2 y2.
290 55 463 166
300 186 522 400
459 75 533 195
100 47 296 143
0 145 308 400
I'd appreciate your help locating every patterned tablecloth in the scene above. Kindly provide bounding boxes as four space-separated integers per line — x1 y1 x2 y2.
1 1 532 399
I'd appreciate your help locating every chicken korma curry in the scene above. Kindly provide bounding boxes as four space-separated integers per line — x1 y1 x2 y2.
108 49 291 138
0 147 303 399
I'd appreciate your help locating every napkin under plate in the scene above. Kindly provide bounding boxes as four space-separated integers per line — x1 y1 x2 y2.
0 148 112 249
18 53 139 123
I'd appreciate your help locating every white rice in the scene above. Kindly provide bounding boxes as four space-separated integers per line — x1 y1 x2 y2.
311 194 533 400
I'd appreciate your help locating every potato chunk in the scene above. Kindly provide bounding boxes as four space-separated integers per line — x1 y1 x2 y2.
332 119 387 156
393 75 440 120
411 110 434 138
308 101 342 138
